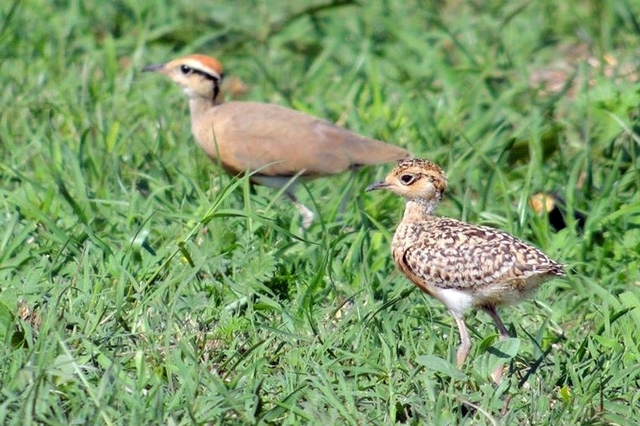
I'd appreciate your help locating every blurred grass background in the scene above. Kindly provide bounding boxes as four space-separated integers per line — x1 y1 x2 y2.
1 0 639 424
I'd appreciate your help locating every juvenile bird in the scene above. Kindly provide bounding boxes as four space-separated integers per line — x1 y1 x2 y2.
367 158 565 372
143 54 410 228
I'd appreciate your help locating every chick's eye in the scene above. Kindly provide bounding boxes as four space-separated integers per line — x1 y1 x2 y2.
399 174 416 185
180 65 193 75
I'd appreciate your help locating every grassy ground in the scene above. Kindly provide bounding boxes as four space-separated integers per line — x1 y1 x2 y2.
1 0 640 424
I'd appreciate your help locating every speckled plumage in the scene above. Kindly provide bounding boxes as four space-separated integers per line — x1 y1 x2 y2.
367 158 565 373
394 217 564 304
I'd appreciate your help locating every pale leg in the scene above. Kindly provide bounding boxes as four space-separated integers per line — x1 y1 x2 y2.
453 312 471 368
294 201 314 230
286 192 314 230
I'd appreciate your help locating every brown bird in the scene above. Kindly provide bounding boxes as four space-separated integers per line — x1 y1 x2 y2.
143 54 410 228
529 191 587 232
367 158 565 374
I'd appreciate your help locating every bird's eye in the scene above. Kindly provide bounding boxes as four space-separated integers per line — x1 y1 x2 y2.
180 65 193 75
399 174 416 185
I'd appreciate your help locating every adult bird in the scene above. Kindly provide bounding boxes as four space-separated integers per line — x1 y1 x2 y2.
143 54 411 228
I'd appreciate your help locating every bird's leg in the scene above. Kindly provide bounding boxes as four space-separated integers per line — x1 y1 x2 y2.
483 305 511 339
483 305 511 383
452 312 471 368
286 192 314 230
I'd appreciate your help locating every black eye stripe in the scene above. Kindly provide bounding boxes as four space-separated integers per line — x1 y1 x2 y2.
180 65 220 82
197 69 219 82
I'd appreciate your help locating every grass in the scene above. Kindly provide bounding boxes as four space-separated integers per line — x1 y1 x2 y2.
1 0 640 424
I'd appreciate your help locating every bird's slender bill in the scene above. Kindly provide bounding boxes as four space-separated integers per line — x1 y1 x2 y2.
142 63 165 72
366 181 390 192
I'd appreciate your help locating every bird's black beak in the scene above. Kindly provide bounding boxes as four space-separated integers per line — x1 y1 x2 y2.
366 181 389 192
142 63 165 73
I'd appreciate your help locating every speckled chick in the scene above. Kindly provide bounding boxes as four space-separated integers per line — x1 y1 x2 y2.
367 158 565 369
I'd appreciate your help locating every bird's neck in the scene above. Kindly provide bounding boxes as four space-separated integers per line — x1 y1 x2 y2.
403 198 439 221
188 95 222 119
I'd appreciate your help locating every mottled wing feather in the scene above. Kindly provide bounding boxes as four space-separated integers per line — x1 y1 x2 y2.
398 218 564 290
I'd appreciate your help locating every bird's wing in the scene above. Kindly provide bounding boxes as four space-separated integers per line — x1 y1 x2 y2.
212 102 409 177
400 219 563 290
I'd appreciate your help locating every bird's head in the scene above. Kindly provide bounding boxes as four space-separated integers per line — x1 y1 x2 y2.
143 54 224 102
366 158 447 203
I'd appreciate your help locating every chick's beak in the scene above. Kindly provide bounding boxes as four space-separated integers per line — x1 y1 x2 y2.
366 181 390 192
